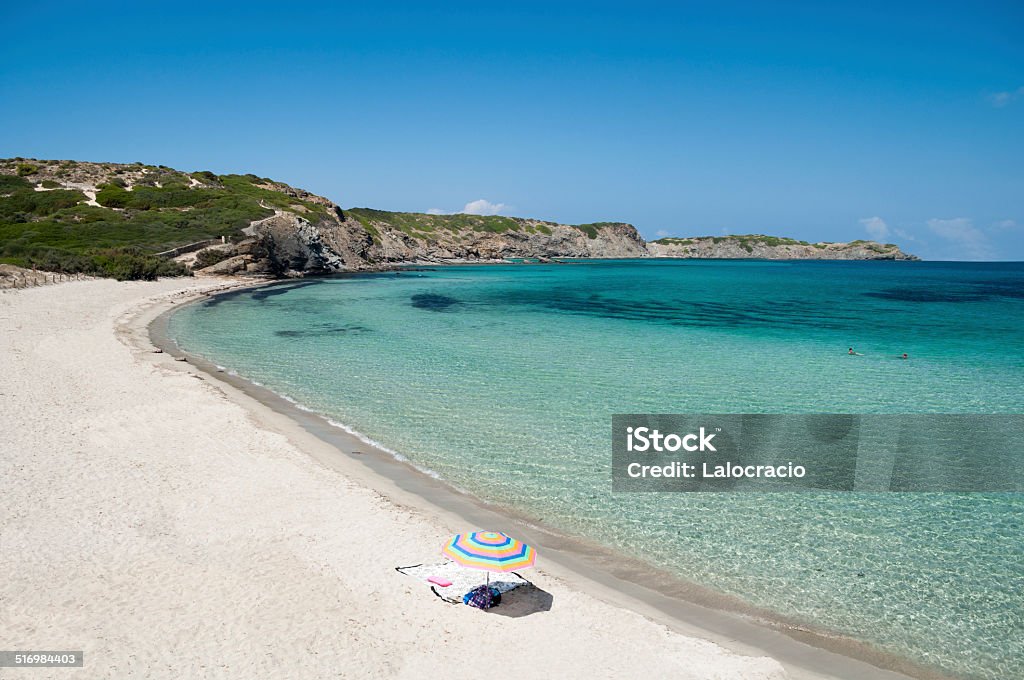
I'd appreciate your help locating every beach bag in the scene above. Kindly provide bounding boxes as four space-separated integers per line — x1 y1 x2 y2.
462 585 502 609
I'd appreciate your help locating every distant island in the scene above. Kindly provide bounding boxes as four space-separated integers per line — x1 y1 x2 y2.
648 235 915 260
0 158 917 281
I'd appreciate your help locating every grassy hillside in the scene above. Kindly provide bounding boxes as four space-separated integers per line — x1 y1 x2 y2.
346 207 613 242
0 159 333 279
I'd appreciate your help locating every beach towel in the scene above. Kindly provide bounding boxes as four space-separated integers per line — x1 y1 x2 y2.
396 560 530 604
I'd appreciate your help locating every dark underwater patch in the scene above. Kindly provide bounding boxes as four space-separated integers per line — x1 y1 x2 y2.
864 288 989 303
201 280 320 307
411 293 460 311
250 280 320 301
274 323 370 338
969 282 1024 300
865 273 1024 304
485 287 857 331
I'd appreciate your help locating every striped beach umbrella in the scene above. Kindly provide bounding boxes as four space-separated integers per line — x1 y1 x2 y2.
442 531 537 576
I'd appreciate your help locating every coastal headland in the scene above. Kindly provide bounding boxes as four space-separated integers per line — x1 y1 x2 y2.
0 158 917 285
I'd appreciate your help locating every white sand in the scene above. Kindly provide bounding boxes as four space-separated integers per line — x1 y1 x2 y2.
31 182 100 207
0 278 794 679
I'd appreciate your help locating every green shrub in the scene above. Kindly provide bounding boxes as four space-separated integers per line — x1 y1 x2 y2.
90 247 188 280
16 163 38 176
159 178 190 191
0 188 85 220
31 189 85 214
0 244 187 280
17 246 94 273
193 248 231 269
0 175 32 192
95 184 132 208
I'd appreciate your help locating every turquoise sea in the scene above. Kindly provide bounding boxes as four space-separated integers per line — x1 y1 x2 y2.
167 260 1024 679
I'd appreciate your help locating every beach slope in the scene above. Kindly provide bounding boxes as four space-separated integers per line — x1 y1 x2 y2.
0 278 787 679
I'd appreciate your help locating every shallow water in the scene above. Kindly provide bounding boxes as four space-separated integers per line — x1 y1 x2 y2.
169 260 1024 679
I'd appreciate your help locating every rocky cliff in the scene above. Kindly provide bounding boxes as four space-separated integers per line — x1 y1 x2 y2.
344 209 647 262
648 235 917 260
222 207 648 275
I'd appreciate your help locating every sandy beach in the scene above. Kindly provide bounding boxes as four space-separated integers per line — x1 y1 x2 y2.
1 277 913 679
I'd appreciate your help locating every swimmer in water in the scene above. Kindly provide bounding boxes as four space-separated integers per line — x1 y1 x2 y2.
848 347 863 356
901 353 908 360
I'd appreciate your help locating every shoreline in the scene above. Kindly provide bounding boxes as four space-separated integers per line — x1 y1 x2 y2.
146 275 946 680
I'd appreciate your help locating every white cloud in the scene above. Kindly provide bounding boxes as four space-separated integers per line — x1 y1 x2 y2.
859 216 890 241
993 219 1018 230
989 86 1024 107
857 216 918 242
655 229 672 238
425 200 510 215
926 217 992 260
991 92 1012 107
461 199 507 216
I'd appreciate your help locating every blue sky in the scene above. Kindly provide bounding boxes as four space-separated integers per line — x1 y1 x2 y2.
1 1 1022 259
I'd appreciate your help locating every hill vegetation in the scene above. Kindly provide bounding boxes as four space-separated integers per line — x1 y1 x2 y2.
345 208 616 241
0 159 331 279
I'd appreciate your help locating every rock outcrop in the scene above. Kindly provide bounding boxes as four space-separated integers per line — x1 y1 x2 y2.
647 235 917 261
346 211 648 263
197 208 649 275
